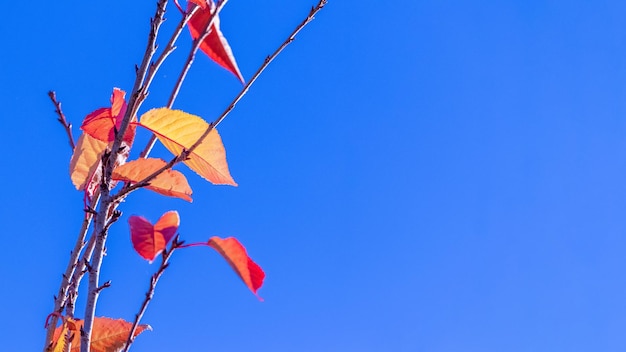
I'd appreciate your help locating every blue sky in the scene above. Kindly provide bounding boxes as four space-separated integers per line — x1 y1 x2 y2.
2 1 626 351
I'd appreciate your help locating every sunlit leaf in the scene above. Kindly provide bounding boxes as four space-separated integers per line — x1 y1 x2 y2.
69 133 107 194
187 0 244 82
129 211 180 262
112 158 193 202
52 317 150 352
81 88 135 144
208 236 265 300
138 108 237 186
49 317 76 352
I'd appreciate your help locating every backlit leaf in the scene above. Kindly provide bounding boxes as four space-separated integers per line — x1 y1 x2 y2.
112 158 193 202
129 211 180 262
53 317 150 352
69 133 107 193
138 108 237 186
81 88 135 144
187 1 244 82
49 317 76 352
208 236 265 300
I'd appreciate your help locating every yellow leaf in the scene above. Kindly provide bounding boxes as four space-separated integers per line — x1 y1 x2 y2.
69 133 107 192
139 108 237 186
112 158 193 202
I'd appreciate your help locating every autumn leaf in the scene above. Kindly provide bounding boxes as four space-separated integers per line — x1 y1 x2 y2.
49 317 76 352
129 211 180 262
187 0 244 82
138 108 237 186
52 317 150 352
81 88 136 144
188 0 207 8
208 236 265 300
112 158 193 202
69 133 107 194
69 133 131 198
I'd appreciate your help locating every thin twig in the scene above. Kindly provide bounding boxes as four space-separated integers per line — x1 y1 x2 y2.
121 237 182 352
80 2 169 351
113 0 328 201
48 91 75 151
42 192 100 352
212 0 328 130
66 234 97 318
115 0 228 199
168 0 228 109
140 5 201 158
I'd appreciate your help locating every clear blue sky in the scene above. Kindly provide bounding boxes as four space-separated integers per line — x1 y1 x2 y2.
2 1 626 351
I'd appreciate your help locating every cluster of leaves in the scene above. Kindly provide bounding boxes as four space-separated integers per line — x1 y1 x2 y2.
44 0 326 351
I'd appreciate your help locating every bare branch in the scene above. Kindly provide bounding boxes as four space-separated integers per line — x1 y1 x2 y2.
113 0 328 201
48 91 75 151
121 237 182 352
42 192 100 351
136 4 201 156
140 2 216 158
212 0 328 130
66 234 97 318
80 1 169 351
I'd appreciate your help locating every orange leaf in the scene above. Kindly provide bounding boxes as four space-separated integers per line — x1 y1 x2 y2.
49 317 75 352
138 108 237 186
129 211 180 262
112 158 193 202
69 133 107 194
81 88 135 144
208 236 265 300
187 1 244 82
53 317 150 352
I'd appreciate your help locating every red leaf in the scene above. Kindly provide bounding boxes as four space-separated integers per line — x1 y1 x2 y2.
187 1 244 82
208 236 265 300
81 88 135 144
188 0 208 8
129 211 180 262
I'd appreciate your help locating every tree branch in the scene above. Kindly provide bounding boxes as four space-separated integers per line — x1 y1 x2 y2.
212 0 328 130
42 193 99 352
80 1 169 351
66 234 97 318
139 5 201 158
140 1 225 158
121 237 182 352
113 0 327 201
48 91 75 151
